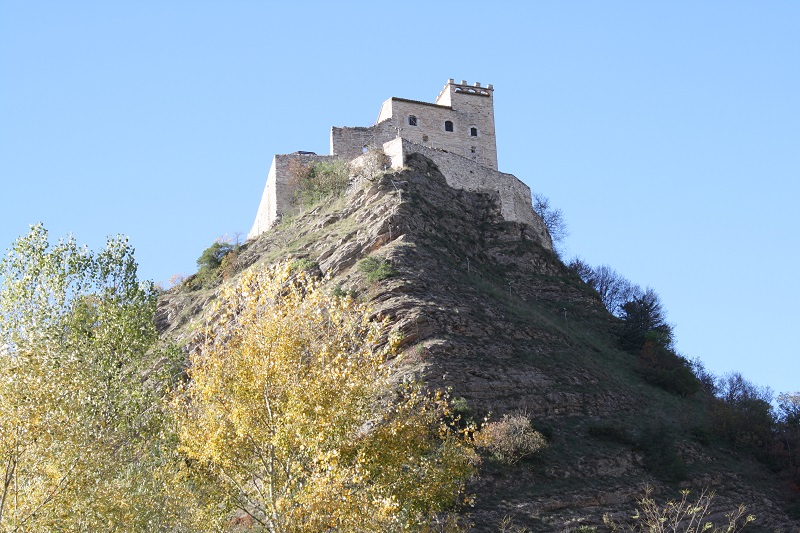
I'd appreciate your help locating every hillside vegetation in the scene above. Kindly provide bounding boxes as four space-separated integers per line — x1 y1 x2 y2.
158 154 800 530
2 154 799 531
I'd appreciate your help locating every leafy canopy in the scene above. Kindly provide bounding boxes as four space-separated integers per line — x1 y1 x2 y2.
0 224 194 532
173 262 478 531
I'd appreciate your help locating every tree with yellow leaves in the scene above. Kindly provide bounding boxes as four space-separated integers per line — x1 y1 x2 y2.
0 224 202 532
173 262 478 531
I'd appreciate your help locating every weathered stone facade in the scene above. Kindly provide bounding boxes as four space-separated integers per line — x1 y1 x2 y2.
331 79 497 170
381 137 550 247
249 80 543 245
248 152 335 239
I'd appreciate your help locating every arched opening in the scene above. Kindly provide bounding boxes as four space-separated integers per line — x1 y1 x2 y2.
444 120 454 132
408 115 417 126
470 127 478 137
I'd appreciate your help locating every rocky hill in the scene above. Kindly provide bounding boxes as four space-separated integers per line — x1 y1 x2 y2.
157 154 799 531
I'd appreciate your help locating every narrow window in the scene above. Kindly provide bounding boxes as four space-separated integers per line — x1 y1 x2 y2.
470 127 478 137
470 146 476 154
408 115 417 126
445 120 454 132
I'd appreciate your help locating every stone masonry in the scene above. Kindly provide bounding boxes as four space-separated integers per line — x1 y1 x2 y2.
248 79 548 249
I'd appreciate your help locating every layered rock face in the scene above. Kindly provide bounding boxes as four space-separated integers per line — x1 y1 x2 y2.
158 155 799 531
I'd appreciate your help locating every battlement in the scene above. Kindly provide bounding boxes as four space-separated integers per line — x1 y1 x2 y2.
435 79 494 106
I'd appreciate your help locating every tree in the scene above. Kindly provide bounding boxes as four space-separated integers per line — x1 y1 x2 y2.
0 224 194 531
778 392 800 425
618 288 673 351
532 193 568 253
776 392 800 483
172 263 478 531
192 238 239 288
196 239 236 271
711 373 775 449
566 260 641 316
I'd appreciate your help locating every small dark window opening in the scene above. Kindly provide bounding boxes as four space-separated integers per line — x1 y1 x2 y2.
445 120 454 132
470 127 478 137
470 146 476 154
408 115 417 126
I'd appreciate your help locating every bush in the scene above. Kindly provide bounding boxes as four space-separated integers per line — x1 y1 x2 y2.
289 159 350 206
358 255 396 282
289 258 318 273
710 373 775 450
196 240 235 271
603 486 754 532
475 412 547 464
636 343 700 397
193 239 239 289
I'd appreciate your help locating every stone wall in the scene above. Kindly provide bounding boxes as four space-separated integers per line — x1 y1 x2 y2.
382 137 551 249
248 152 336 240
330 119 397 162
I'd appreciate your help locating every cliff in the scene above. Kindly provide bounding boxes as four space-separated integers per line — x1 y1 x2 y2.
157 154 799 531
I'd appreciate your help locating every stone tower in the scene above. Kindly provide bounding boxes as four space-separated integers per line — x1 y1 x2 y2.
330 79 498 170
375 79 498 170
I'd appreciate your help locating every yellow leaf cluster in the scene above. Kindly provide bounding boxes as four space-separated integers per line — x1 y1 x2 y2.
0 225 209 532
173 262 478 531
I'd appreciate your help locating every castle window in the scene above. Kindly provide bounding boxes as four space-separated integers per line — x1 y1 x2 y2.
470 146 476 154
408 115 417 126
470 127 478 137
444 120 454 132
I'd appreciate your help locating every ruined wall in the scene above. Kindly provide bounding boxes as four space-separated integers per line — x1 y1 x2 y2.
248 152 337 240
383 137 551 249
330 119 397 161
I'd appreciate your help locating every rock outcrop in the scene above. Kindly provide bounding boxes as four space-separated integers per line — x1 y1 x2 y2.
158 155 800 531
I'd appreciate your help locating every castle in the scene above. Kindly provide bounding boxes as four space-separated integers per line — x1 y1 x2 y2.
248 79 549 248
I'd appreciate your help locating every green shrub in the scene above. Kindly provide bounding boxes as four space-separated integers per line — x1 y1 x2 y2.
358 256 396 282
197 241 235 271
450 396 471 417
332 283 357 299
191 240 238 289
689 426 712 446
289 159 350 206
289 258 318 273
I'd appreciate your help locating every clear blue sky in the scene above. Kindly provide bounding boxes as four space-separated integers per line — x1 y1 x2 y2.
2 2 798 397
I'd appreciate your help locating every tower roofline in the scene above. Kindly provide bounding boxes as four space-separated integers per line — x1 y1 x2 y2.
436 78 493 104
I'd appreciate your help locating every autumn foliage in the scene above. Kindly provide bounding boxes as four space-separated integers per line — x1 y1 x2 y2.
172 263 478 531
0 225 192 531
